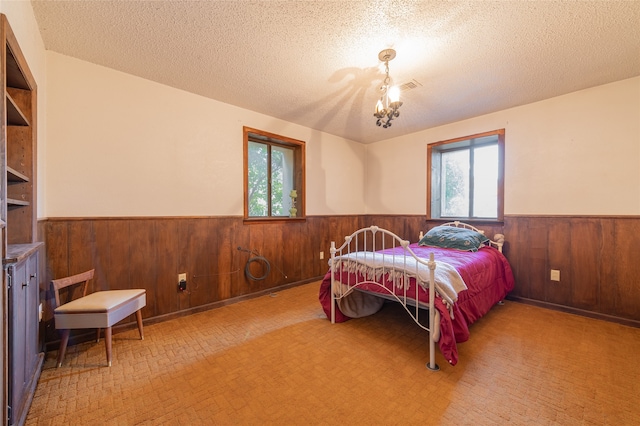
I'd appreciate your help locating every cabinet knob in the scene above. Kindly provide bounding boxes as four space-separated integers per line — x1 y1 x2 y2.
30 273 37 279
22 282 28 288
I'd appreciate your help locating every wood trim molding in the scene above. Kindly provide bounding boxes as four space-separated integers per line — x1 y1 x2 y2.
505 214 640 219
508 296 640 328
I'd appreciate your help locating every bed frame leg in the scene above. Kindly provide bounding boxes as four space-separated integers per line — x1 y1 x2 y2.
331 294 335 324
426 358 440 371
426 252 440 371
330 242 336 324
426 327 440 371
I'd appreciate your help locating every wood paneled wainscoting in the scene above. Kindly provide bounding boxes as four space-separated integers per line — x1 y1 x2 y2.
38 215 371 349
503 215 640 327
37 214 639 350
360 215 640 327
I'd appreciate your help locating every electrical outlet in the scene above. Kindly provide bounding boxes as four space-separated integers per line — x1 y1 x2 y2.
319 251 324 260
178 273 187 291
550 269 560 281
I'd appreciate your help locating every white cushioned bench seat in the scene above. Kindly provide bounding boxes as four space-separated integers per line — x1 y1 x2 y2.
55 289 146 329
52 269 146 368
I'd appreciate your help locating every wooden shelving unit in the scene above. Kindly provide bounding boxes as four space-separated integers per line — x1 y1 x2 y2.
1 14 42 426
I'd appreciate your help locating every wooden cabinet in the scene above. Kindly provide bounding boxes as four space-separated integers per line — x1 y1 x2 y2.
6 246 41 426
1 14 41 425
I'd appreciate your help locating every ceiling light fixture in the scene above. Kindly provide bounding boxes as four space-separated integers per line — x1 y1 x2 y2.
374 48 403 128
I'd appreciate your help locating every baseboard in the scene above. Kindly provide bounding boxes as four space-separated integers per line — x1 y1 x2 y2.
507 296 640 328
144 276 323 325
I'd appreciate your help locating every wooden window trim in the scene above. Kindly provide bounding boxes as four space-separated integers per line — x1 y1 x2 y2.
427 129 504 222
243 127 306 222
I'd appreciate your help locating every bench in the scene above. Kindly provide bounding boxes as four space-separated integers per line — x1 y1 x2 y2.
52 269 146 367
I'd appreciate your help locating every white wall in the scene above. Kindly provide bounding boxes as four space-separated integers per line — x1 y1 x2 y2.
4 2 639 218
45 52 365 217
0 0 47 219
366 77 640 215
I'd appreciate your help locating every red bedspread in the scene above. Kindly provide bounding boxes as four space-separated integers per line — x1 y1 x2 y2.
318 244 515 366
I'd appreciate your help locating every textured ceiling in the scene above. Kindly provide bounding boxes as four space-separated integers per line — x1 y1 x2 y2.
31 1 640 144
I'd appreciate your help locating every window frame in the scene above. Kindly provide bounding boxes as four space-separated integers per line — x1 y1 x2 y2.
243 127 306 222
427 129 505 222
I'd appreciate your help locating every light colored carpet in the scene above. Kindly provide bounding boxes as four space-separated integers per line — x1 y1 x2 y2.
26 281 640 425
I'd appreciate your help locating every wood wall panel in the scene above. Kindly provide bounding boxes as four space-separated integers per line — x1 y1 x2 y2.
265 222 282 288
598 219 618 315
546 218 571 306
67 220 95 288
39 214 639 348
129 220 158 318
90 220 109 292
176 219 199 309
613 219 640 318
247 221 267 292
502 218 527 298
504 215 640 326
229 218 251 299
214 217 235 301
43 221 68 279
154 219 179 317
528 223 549 302
570 219 601 310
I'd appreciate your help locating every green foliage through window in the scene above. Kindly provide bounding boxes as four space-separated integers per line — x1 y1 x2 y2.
428 130 504 221
244 128 305 220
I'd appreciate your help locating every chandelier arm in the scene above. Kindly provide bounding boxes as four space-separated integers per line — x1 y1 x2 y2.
373 49 401 129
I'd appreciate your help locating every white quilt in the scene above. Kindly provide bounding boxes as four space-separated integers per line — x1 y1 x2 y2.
332 252 468 308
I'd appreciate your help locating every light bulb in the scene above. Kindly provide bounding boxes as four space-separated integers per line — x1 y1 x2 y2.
388 86 400 103
375 99 384 115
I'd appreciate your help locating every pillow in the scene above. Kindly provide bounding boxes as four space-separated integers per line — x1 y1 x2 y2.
418 226 489 252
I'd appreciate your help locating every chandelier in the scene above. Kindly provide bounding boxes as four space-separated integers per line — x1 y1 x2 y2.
373 48 403 128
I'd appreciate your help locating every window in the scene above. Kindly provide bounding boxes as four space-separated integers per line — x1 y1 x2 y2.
243 127 305 220
427 129 504 221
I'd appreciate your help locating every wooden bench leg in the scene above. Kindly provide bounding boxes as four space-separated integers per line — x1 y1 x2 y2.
57 329 71 368
136 310 144 340
105 327 112 367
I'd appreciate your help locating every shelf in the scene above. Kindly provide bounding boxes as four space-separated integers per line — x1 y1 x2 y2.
7 166 29 183
6 92 29 126
6 44 30 90
7 198 29 207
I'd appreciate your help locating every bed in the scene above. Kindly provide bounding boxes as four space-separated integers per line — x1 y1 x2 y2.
318 221 515 370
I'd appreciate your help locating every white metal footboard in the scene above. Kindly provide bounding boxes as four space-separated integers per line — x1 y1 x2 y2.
330 226 440 371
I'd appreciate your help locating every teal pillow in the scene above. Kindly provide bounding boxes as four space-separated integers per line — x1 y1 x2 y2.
418 226 489 252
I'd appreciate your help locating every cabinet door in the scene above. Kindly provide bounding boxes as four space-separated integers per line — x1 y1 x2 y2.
25 253 39 379
6 250 42 426
8 262 27 422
